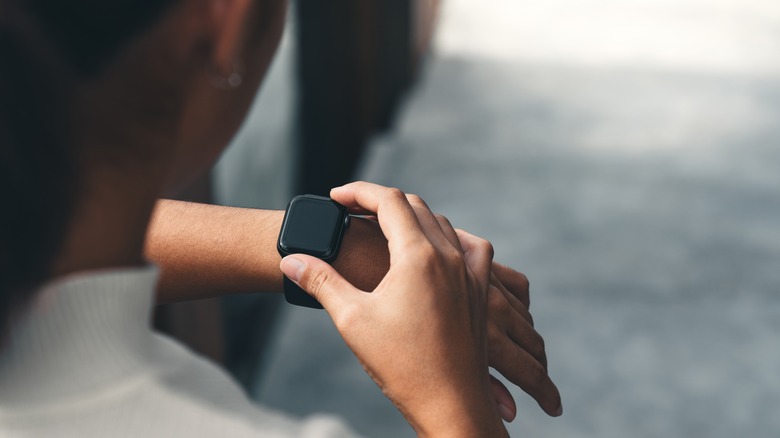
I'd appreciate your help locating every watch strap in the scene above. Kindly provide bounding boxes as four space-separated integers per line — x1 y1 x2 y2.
284 276 324 309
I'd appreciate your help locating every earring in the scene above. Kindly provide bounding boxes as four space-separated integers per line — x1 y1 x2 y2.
208 60 244 90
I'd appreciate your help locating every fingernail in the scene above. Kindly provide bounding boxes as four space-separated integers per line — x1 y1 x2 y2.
554 403 563 417
498 403 515 422
280 256 306 282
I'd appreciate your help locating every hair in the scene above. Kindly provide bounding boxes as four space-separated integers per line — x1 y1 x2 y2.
0 0 175 335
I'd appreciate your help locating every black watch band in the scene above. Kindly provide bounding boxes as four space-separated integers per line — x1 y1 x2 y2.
277 194 350 309
284 276 324 309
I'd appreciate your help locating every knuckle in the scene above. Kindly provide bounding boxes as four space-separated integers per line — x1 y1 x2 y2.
527 312 535 327
417 241 438 260
333 302 359 329
305 269 329 298
486 325 503 356
455 228 474 245
412 243 440 272
479 239 495 260
517 272 530 290
434 214 451 226
406 193 426 207
529 361 548 384
531 332 546 358
539 350 549 370
487 287 506 312
537 332 546 350
444 246 464 264
487 323 501 342
384 187 406 202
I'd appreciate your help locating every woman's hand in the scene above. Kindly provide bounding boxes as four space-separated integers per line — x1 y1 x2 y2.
280 182 507 438
483 261 562 420
337 196 563 422
428 213 562 421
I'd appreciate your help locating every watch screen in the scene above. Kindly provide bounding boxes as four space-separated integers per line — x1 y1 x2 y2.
282 197 342 256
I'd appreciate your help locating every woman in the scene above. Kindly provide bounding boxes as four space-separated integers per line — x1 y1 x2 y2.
0 0 560 436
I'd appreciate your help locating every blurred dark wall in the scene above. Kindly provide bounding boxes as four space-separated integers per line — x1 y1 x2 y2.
294 0 440 195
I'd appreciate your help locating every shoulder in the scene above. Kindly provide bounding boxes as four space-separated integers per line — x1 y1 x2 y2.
0 333 360 438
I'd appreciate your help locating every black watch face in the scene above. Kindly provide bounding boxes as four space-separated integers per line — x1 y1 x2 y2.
279 196 346 259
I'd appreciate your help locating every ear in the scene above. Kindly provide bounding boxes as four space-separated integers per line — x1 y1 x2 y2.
208 0 252 74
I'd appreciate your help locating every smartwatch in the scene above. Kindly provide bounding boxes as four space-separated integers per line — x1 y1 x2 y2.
277 194 350 308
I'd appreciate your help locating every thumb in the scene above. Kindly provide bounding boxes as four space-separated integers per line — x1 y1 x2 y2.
490 374 517 422
280 255 362 312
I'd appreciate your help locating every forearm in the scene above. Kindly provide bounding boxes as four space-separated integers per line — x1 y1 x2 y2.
146 199 389 304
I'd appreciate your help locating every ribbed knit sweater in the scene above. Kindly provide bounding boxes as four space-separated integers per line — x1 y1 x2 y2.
0 266 357 437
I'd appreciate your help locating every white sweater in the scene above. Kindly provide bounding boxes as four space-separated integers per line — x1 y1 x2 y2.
0 266 358 437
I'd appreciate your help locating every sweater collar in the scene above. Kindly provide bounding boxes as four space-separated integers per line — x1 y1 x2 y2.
0 265 161 410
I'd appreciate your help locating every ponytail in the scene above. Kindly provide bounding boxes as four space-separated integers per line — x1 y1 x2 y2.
0 6 76 334
0 0 176 336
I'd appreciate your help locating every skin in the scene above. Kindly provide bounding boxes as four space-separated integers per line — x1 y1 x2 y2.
147 200 562 420
146 201 391 301
40 0 560 434
283 182 505 437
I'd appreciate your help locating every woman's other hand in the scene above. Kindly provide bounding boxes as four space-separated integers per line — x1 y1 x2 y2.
482 261 562 420
333 187 563 422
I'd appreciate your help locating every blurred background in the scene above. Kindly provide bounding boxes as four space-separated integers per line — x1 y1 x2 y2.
163 1 780 436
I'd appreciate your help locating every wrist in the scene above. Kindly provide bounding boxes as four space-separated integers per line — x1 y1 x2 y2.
382 367 506 438
406 383 508 438
331 216 389 291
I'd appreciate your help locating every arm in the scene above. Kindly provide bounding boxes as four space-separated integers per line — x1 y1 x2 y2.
145 199 389 304
146 197 561 420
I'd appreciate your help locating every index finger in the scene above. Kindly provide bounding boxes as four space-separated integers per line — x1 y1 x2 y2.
331 182 425 253
454 228 494 285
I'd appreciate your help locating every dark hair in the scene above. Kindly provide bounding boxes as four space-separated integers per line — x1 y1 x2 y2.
0 1 174 335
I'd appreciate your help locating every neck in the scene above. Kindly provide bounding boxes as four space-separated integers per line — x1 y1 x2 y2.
51 167 164 280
